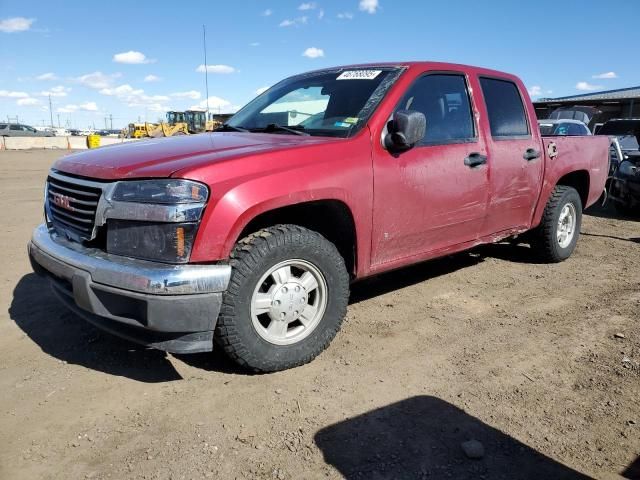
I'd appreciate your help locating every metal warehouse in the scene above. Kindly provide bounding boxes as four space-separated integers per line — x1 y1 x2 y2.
534 86 640 131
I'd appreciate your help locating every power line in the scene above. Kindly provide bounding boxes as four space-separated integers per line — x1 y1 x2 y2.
48 95 54 128
203 24 210 115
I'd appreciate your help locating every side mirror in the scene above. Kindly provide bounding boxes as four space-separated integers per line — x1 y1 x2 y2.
384 110 426 151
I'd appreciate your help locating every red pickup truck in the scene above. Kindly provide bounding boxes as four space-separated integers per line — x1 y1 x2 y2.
29 62 609 372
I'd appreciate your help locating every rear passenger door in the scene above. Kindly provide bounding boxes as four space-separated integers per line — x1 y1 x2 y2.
477 77 544 235
371 72 489 266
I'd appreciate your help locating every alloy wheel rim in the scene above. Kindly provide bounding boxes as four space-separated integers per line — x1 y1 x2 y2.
250 259 328 345
557 203 576 249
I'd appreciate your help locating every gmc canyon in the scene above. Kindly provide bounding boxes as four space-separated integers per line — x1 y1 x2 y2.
28 62 610 372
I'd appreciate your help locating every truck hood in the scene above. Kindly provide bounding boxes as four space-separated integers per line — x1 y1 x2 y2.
53 132 336 180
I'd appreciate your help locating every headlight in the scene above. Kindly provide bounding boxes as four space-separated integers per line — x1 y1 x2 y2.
107 220 198 263
111 179 208 204
618 161 638 176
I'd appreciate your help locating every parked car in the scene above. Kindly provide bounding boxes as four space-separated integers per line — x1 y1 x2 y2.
600 119 640 215
538 119 591 136
28 62 610 372
0 123 53 137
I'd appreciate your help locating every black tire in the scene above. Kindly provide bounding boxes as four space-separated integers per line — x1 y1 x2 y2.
531 185 582 263
215 225 350 372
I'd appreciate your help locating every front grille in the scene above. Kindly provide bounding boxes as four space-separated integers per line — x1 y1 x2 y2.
47 174 102 241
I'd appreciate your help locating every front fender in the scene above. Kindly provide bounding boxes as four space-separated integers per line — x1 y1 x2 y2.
189 170 370 266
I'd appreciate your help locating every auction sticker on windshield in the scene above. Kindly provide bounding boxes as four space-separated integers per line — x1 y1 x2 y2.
337 70 381 80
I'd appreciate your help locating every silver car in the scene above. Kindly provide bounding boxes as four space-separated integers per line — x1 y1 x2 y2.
0 123 53 137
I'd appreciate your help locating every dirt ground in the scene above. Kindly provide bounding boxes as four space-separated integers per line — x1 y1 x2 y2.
0 149 638 480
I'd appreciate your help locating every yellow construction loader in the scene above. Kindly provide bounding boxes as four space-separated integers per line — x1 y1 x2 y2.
125 110 228 138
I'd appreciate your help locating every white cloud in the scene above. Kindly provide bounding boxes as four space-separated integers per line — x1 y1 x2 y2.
279 16 308 27
528 86 542 97
303 47 324 59
56 102 99 113
592 71 617 79
298 2 316 10
0 17 35 33
80 102 98 111
337 12 354 19
171 90 201 100
256 86 269 95
250 42 260 47
318 9 325 19
75 71 120 89
36 72 58 81
144 74 161 82
113 50 155 64
99 83 171 112
0 90 29 98
39 85 71 97
576 81 602 92
262 9 273 16
17 97 40 106
99 84 143 96
359 0 379 14
195 64 236 74
190 96 237 113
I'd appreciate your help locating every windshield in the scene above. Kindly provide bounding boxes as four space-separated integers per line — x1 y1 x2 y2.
227 68 402 137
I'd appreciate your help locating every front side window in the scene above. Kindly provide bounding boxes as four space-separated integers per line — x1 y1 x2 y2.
395 74 475 145
227 68 402 137
480 77 529 138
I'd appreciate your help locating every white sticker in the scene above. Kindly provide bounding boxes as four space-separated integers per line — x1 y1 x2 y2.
337 70 382 80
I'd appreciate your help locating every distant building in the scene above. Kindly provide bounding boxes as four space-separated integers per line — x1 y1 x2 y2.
533 86 640 131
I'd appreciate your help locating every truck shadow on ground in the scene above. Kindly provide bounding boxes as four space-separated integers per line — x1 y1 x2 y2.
584 203 639 222
9 273 187 382
9 237 578 380
315 395 592 480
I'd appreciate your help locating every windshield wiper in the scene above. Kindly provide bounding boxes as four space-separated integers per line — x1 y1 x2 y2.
218 123 249 132
262 123 310 136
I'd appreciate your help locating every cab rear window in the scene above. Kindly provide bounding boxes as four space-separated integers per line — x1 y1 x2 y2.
480 77 529 138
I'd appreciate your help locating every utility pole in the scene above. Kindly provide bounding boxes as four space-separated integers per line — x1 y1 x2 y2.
109 113 113 130
203 24 210 115
48 95 54 128
57 114 60 128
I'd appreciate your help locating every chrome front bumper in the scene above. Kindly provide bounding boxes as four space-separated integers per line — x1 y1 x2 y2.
28 224 232 353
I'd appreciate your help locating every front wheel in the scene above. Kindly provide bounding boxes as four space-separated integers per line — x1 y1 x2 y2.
531 185 583 263
216 225 350 372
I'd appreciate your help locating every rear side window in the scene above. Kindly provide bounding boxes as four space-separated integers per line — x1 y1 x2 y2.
396 74 475 145
0 124 7 129
480 77 529 138
10 124 21 131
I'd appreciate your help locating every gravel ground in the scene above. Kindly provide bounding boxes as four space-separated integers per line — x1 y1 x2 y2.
1 150 638 480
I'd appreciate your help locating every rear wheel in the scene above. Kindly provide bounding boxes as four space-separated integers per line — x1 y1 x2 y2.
531 185 582 263
216 225 349 372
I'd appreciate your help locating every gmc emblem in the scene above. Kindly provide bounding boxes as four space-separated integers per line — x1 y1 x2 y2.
52 192 74 211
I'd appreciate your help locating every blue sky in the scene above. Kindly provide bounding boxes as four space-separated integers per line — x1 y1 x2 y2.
1 0 638 129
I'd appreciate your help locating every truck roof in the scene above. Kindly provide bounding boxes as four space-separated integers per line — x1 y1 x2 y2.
304 61 522 82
